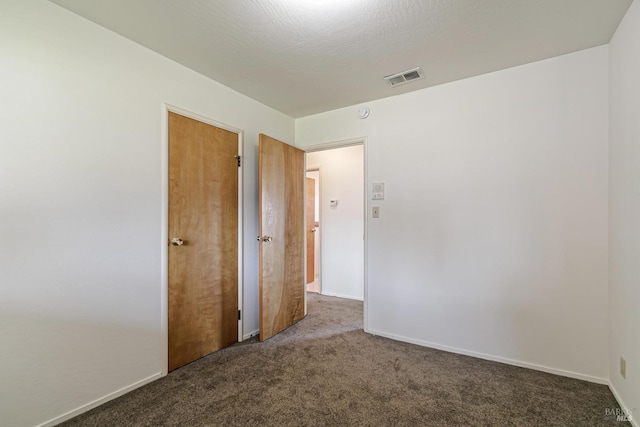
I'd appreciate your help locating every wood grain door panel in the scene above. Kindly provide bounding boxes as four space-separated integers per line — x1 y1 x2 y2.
168 112 238 371
259 134 305 341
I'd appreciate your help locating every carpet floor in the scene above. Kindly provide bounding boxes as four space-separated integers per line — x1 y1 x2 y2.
61 293 628 426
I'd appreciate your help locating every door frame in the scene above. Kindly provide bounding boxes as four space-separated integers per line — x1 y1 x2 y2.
160 104 244 376
303 137 368 332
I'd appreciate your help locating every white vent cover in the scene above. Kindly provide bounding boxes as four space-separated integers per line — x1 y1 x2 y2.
383 67 424 87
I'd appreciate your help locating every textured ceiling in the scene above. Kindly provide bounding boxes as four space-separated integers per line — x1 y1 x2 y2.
51 0 632 118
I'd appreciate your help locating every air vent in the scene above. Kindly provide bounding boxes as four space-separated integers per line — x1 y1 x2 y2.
383 67 424 87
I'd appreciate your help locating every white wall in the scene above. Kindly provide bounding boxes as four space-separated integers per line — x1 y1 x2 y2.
307 146 364 300
609 0 640 417
297 46 609 381
0 1 294 426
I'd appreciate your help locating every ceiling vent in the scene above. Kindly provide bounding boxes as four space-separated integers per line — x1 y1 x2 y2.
384 67 424 87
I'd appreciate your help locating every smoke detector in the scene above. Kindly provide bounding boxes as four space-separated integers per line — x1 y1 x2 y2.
357 106 370 119
383 67 424 87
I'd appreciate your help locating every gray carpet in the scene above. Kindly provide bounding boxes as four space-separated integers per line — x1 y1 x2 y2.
61 293 627 426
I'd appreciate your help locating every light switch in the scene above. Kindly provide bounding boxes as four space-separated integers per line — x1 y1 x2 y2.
330 200 338 207
372 207 380 218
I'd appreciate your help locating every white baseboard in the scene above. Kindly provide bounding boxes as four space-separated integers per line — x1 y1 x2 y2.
36 372 164 427
320 291 364 302
243 329 259 340
366 328 608 385
608 381 638 427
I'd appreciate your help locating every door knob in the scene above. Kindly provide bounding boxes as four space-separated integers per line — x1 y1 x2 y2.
171 238 184 246
256 235 272 242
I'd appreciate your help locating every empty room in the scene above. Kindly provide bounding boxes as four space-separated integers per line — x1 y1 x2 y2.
1 0 638 426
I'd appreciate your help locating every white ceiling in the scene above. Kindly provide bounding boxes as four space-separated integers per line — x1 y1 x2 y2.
51 0 632 118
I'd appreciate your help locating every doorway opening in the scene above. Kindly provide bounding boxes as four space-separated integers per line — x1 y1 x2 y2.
305 142 365 304
305 170 320 293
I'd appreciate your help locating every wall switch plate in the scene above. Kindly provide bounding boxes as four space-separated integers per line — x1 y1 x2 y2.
330 200 338 207
372 182 384 200
620 356 626 379
372 207 380 218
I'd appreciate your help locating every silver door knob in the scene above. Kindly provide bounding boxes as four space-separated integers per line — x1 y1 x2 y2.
256 235 272 242
171 238 184 246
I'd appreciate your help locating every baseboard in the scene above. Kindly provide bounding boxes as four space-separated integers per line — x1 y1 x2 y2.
366 329 608 385
320 291 364 302
243 329 259 340
608 381 637 426
36 372 164 427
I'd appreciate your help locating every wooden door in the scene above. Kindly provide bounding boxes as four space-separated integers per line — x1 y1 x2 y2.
306 177 316 284
168 112 238 371
259 134 305 341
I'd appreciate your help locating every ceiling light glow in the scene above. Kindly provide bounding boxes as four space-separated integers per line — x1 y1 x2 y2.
278 0 365 12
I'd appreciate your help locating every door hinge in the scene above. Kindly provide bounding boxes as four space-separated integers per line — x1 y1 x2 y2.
234 155 241 167
238 309 241 320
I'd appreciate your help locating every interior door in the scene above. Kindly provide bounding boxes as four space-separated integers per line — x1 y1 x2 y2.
259 133 305 341
306 177 316 284
168 112 238 371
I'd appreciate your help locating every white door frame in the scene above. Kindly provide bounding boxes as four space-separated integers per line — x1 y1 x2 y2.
160 103 244 376
303 137 368 331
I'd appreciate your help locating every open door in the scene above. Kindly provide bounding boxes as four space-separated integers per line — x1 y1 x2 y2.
258 134 305 341
306 177 316 284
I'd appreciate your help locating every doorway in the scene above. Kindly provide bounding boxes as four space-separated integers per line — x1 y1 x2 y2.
306 170 320 293
305 143 365 302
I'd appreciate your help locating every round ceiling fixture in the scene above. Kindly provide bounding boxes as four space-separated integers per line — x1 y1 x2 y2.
358 106 370 119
